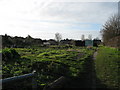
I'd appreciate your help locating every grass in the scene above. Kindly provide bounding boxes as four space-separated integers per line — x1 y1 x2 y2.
95 46 120 89
2 46 120 89
2 47 95 88
0 49 2 53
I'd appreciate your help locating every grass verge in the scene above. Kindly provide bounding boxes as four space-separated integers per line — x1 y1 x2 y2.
95 46 120 89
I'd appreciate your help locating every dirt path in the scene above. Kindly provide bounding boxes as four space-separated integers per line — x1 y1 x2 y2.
66 51 107 89
91 51 98 89
65 52 98 89
74 51 98 89
58 51 106 89
93 51 98 60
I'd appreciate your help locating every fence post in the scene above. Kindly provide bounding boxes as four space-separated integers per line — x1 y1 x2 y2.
43 76 66 90
32 70 37 90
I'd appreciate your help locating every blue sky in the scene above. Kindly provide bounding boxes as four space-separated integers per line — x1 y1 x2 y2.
0 0 119 40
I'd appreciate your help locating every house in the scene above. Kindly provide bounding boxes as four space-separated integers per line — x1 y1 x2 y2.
43 42 50 46
60 39 74 45
85 40 93 47
48 39 57 45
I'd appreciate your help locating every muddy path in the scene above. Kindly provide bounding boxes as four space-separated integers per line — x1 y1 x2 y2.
64 51 107 89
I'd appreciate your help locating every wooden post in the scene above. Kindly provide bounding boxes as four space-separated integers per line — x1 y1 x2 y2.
43 76 66 90
32 70 37 90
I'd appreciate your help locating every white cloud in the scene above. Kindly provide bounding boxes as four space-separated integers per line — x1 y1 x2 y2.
53 0 119 2
0 0 118 39
37 2 118 23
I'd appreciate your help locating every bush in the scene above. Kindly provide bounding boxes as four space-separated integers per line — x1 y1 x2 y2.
2 48 20 62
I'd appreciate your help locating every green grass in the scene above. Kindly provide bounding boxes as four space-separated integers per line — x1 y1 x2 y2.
2 47 94 87
95 46 120 89
2 46 120 89
0 49 2 53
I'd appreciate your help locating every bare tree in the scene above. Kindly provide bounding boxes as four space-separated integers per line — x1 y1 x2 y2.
81 34 85 41
100 14 120 46
88 34 92 40
55 33 62 45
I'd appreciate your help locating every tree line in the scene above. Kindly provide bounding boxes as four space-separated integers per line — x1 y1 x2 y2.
1 33 101 48
2 34 43 48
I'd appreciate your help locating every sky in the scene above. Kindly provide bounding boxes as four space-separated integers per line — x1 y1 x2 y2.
0 0 119 40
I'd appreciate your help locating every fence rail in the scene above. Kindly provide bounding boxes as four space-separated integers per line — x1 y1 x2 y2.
2 73 34 84
1 71 68 90
0 70 37 90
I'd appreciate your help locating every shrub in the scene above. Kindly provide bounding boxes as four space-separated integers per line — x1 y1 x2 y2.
2 48 20 62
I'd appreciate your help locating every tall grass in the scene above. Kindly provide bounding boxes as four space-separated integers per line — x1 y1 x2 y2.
95 46 120 89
